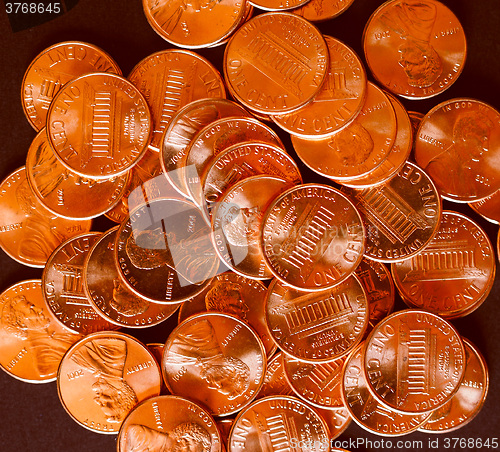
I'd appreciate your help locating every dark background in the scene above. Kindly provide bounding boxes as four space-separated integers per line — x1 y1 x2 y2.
0 0 499 451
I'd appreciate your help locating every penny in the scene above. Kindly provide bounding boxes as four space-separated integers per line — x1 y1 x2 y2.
354 258 395 333
315 406 351 442
227 395 329 451
292 0 356 22
84 227 182 329
185 116 284 207
256 351 294 399
57 331 162 434
115 197 219 304
0 167 92 268
128 49 226 152
118 395 222 452
261 184 365 291
342 342 431 435
178 271 277 357
146 343 170 394
224 12 329 115
201 141 302 210
162 312 266 416
272 35 367 138
161 98 249 199
248 0 309 12
342 93 413 188
282 353 347 410
21 41 121 131
363 309 466 414
46 72 152 179
391 211 496 319
26 128 129 220
142 0 246 49
363 0 467 99
0 279 82 383
265 274 369 363
212 175 295 279
342 161 442 262
414 98 500 202
291 82 396 181
419 337 489 433
469 189 500 225
42 231 119 334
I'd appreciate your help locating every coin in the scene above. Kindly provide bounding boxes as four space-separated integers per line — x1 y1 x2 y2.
292 0 356 22
414 98 500 202
46 72 152 179
42 231 119 334
265 274 369 363
21 41 121 131
117 395 222 452
142 0 246 48
84 226 182 328
391 211 496 319
261 184 365 291
0 279 82 383
57 331 162 434
315 406 351 443
161 98 249 199
249 0 309 12
469 189 500 225
162 312 266 416
224 12 329 114
212 175 295 279
256 351 294 399
178 271 277 357
0 167 92 268
128 49 226 152
227 395 329 451
291 82 396 181
419 337 489 433
342 342 431 435
363 309 466 414
363 0 466 99
26 128 129 219
342 161 442 262
272 35 367 138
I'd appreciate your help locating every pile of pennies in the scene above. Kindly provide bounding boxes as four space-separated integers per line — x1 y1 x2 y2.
0 0 498 450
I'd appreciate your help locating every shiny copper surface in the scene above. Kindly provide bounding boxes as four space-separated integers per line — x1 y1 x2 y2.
292 0 356 21
249 0 309 11
256 351 294 399
469 189 500 224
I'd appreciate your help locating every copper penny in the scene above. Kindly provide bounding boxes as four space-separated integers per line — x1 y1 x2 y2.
363 309 466 414
84 227 181 329
0 167 92 268
178 271 277 357
161 98 249 199
248 0 309 12
256 351 294 399
363 0 467 99
128 49 226 152
355 258 395 333
42 231 119 334
419 337 489 433
342 342 431 435
212 175 295 280
272 35 367 138
162 312 266 416
142 0 246 48
21 41 121 131
118 395 222 452
0 279 82 383
342 161 442 262
261 184 365 291
343 93 413 188
283 353 347 410
265 274 369 363
57 331 162 434
292 0 356 22
201 141 302 209
26 128 129 220
469 189 500 225
315 406 351 442
115 197 219 304
185 116 284 207
227 395 329 451
391 211 496 319
291 82 396 181
46 72 152 179
415 98 500 202
147 342 170 395
224 12 329 115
